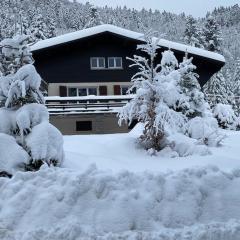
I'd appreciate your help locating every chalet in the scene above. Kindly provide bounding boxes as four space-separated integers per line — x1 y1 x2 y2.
31 24 225 135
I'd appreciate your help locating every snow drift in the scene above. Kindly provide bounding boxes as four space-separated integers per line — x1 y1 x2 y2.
1 165 240 239
0 133 29 174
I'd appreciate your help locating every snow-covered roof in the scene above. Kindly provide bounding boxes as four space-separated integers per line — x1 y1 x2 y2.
31 24 225 63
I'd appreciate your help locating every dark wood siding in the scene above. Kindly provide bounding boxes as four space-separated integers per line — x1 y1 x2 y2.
32 32 140 85
32 32 224 88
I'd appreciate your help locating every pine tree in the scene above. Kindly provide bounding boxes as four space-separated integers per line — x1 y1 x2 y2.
184 16 204 48
204 70 234 107
202 15 222 52
45 17 56 39
84 5 103 29
0 35 33 77
29 14 48 43
179 55 222 146
179 56 208 118
232 58 240 96
118 35 187 153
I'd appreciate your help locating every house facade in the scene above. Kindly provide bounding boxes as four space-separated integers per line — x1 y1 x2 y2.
31 24 225 98
31 25 225 135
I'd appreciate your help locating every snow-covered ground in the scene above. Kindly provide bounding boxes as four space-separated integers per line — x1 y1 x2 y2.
64 126 240 173
1 126 240 240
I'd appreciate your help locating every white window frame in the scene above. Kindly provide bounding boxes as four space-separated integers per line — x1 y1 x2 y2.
90 57 106 69
108 57 123 69
67 87 98 97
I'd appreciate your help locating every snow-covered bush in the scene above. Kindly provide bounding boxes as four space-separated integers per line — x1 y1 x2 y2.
1 64 44 108
186 116 224 146
25 122 64 170
0 35 64 175
213 103 239 130
168 133 211 157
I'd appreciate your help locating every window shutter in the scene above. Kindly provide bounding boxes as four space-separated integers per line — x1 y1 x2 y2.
59 86 67 97
99 86 108 96
114 85 121 95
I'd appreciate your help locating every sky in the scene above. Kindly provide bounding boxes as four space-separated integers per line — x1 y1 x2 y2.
77 0 239 17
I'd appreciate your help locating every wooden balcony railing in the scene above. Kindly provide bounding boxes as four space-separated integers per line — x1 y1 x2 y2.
45 95 134 115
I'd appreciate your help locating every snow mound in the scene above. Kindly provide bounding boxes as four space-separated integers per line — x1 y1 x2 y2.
0 108 16 135
0 133 29 174
1 165 240 239
168 133 211 157
6 220 240 240
25 122 64 165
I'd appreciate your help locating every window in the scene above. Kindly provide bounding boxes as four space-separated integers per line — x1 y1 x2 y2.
68 87 98 97
76 121 92 131
121 86 129 95
88 88 98 96
78 88 87 96
68 87 77 97
108 57 122 69
90 57 105 69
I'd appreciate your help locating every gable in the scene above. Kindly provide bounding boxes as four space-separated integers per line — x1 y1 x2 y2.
31 27 225 87
32 32 141 85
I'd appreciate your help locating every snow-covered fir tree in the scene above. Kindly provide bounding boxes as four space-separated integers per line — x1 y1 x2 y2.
184 16 203 48
178 55 222 145
0 35 64 176
45 17 57 39
0 35 33 77
202 15 222 52
179 55 207 118
118 36 188 153
232 58 240 96
204 70 233 107
29 14 48 43
84 5 103 28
